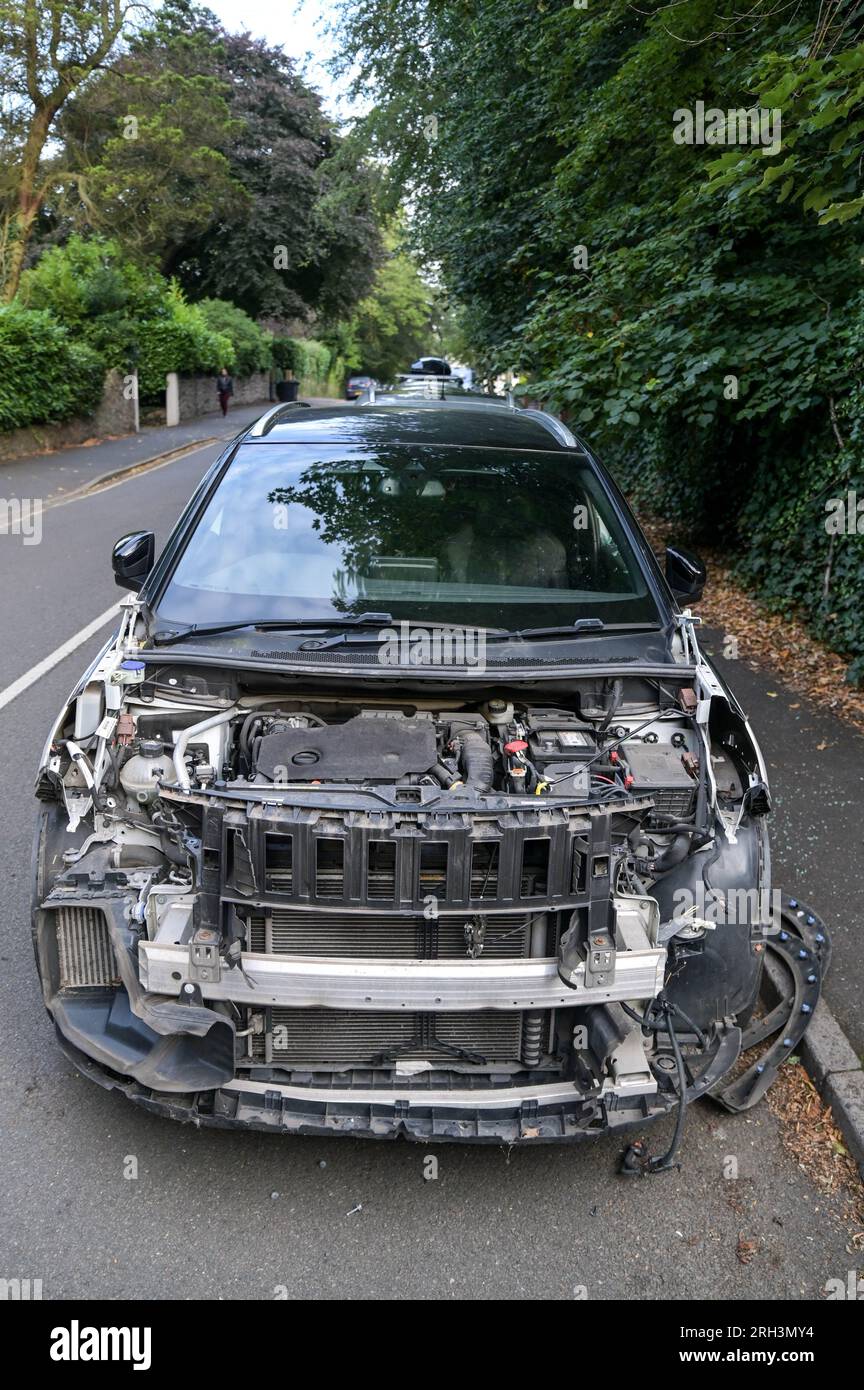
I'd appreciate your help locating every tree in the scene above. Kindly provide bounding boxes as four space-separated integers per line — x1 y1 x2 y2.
343 232 433 381
18 232 165 366
59 61 245 272
15 231 234 394
0 0 136 299
58 2 383 322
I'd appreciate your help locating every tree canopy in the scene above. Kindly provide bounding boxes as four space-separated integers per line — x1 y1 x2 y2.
13 0 383 325
336 0 864 680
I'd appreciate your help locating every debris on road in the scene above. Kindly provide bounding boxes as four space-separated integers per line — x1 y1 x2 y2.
768 1060 864 1250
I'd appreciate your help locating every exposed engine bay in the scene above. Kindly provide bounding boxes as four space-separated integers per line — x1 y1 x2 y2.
32 602 828 1156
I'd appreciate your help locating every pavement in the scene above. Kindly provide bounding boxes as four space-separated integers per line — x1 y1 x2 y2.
0 396 343 507
0 408 860 1299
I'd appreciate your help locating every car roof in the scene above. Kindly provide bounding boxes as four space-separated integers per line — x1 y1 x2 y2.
241 401 585 453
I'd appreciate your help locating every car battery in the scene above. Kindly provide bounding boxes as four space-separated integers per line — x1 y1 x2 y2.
620 741 697 819
526 712 596 795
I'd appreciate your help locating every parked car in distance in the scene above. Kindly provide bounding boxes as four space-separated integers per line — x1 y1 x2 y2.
409 356 452 377
346 373 375 400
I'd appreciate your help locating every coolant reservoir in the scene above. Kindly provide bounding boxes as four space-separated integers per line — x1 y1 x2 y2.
120 739 173 806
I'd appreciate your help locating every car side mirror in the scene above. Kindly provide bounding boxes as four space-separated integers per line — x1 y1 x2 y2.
665 544 706 604
112 531 155 592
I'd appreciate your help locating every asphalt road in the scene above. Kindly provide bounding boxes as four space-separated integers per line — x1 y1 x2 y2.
0 420 859 1299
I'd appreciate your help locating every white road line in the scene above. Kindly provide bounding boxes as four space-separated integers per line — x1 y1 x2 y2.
0 602 121 713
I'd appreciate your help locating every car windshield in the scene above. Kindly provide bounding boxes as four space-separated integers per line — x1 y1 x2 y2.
155 443 661 631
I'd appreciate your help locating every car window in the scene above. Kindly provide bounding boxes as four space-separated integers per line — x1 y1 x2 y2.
157 443 661 630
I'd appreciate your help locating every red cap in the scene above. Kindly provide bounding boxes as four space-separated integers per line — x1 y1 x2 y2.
504 739 528 755
624 774 635 788
609 750 619 763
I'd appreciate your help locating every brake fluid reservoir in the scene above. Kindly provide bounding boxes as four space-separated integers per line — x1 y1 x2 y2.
120 739 173 806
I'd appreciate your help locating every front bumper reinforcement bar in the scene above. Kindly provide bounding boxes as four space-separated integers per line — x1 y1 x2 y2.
138 942 667 1010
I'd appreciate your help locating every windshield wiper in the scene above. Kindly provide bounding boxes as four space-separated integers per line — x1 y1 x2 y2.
499 620 660 640
300 618 505 650
148 612 395 648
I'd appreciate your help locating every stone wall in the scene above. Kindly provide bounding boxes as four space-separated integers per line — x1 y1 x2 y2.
0 370 139 463
177 371 271 421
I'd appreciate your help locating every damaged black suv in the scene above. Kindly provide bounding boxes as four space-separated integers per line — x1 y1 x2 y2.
32 397 827 1161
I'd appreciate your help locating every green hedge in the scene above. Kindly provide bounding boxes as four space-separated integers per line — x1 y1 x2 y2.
18 235 165 372
137 288 233 401
575 294 864 687
199 299 272 377
0 305 105 431
271 336 333 391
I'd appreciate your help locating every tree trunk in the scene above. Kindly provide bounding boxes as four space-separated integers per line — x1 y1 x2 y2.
2 106 54 302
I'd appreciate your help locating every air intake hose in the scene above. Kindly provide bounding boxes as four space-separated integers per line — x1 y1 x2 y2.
459 731 494 791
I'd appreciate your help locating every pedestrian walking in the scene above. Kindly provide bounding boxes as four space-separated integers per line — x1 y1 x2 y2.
217 367 234 416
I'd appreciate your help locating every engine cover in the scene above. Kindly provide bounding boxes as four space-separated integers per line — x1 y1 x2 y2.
255 713 438 782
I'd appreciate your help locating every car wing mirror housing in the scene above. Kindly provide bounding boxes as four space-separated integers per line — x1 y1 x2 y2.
112 531 155 591
665 544 706 604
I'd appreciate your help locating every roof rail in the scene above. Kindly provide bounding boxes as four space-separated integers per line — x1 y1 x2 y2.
516 407 580 448
247 401 312 436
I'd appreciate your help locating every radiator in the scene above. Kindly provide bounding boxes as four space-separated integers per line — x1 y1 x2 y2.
256 1007 529 1067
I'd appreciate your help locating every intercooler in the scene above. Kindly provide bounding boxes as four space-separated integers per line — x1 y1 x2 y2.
54 906 120 990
